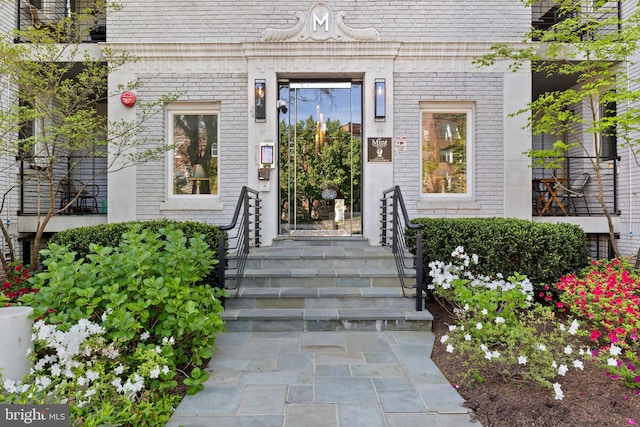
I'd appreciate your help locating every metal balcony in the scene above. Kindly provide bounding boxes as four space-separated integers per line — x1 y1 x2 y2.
16 0 106 43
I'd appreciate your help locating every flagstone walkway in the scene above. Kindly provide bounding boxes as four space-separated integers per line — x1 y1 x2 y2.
166 330 480 427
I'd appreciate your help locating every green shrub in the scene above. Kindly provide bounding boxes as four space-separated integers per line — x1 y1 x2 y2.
410 217 588 287
23 223 225 367
48 219 222 285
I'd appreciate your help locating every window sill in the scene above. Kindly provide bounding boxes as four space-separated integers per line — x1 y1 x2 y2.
417 198 481 210
160 197 223 211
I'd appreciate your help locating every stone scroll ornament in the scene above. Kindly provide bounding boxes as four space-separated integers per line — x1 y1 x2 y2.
261 3 380 42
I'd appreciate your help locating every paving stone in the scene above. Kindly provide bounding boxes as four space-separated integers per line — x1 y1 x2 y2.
315 364 351 377
417 384 471 413
373 377 414 392
166 415 283 427
343 333 391 352
277 352 313 371
378 390 427 413
284 404 337 427
315 378 377 403
364 351 398 363
337 403 385 427
314 352 365 364
350 363 405 377
171 385 244 416
286 385 314 403
385 413 480 427
238 385 287 415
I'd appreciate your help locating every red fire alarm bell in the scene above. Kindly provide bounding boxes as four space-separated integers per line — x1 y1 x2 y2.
120 91 137 107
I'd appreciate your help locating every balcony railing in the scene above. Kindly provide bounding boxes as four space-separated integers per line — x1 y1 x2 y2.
19 156 108 216
16 0 106 43
531 1 620 41
531 155 618 217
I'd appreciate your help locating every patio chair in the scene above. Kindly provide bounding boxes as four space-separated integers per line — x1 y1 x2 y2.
58 179 99 214
23 0 57 30
532 179 547 215
561 172 590 216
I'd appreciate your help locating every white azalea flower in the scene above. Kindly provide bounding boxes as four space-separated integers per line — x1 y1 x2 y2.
553 382 564 400
518 355 527 365
573 360 584 370
609 344 622 356
446 344 454 353
557 364 568 376
564 345 572 355
149 366 161 379
495 317 505 324
568 319 579 335
440 335 449 344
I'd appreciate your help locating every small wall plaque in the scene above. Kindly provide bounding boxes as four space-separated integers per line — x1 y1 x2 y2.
367 137 392 162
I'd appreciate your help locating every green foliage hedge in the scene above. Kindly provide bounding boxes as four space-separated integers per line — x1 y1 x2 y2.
48 219 222 285
410 217 588 286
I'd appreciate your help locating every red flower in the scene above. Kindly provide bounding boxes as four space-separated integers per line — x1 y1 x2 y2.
590 330 602 341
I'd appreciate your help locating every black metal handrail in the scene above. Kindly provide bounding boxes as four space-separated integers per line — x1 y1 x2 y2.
380 186 424 311
217 187 261 303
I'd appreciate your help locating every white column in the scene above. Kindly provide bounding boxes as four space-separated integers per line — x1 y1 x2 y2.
363 69 394 244
107 69 137 223
503 69 532 219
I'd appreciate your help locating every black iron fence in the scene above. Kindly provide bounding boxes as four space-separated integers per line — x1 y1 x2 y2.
15 0 106 43
380 186 424 312
531 1 620 40
19 156 108 215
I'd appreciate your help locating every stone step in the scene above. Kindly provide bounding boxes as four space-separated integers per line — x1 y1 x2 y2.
237 268 402 288
221 307 433 332
226 287 415 310
244 255 397 270
223 236 430 333
270 236 371 247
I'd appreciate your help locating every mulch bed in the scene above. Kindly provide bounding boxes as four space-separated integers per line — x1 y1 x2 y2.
427 301 640 427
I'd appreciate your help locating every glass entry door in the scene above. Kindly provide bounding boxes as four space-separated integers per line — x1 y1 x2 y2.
278 81 362 236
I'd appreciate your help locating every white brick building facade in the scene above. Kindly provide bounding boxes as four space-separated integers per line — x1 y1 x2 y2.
3 1 637 260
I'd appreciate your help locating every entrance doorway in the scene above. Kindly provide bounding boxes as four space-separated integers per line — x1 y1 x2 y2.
278 81 362 236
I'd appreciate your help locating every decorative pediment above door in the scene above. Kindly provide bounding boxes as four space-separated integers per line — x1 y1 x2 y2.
261 3 380 42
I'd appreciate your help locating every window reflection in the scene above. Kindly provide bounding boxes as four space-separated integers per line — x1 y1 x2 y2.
422 112 467 194
173 114 218 195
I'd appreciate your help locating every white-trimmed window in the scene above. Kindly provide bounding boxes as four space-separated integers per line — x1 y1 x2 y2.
168 104 219 196
421 103 473 196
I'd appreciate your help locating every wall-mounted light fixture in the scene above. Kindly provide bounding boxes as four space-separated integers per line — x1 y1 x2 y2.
375 79 386 121
255 79 266 122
